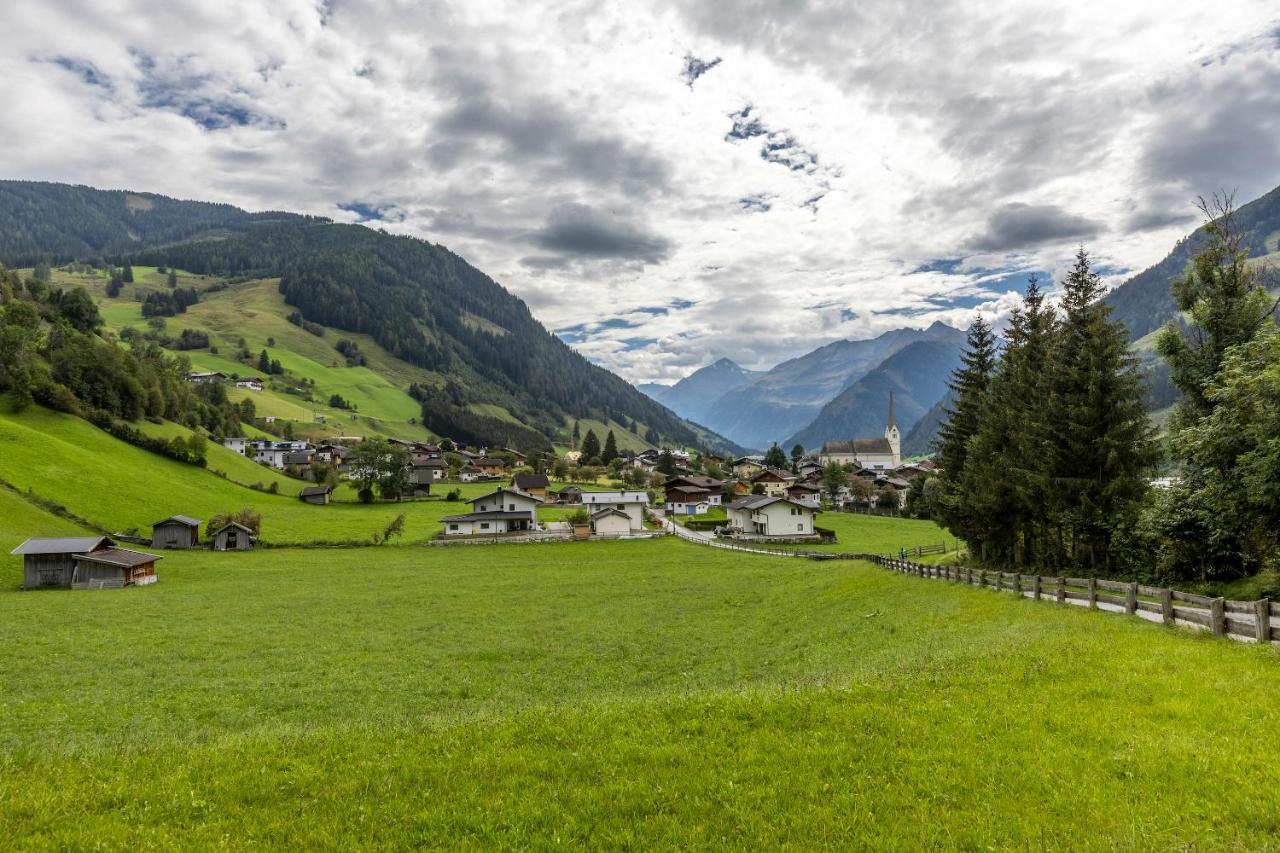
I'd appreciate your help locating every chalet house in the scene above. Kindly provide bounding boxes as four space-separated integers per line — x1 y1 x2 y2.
222 437 249 455
186 371 226 383
579 491 649 532
665 484 712 515
590 507 634 537
235 378 263 391
255 441 315 469
410 444 443 465
314 444 349 465
750 468 794 497
665 475 725 505
458 465 484 482
786 483 822 506
211 522 255 551
797 461 823 479
818 395 901 470
12 536 113 588
299 485 333 505
151 515 201 549
724 496 819 537
502 448 528 465
283 450 314 468
72 548 162 589
732 457 765 480
412 458 448 483
557 485 584 504
475 457 506 476
512 473 550 501
441 487 542 536
631 450 660 473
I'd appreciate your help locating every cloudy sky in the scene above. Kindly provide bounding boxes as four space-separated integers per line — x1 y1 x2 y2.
3 1 1279 383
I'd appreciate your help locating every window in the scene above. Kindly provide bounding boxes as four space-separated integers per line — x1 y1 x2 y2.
479 504 488 511
448 524 459 531
509 503 516 511
797 523 804 532
616 503 625 510
480 523 490 530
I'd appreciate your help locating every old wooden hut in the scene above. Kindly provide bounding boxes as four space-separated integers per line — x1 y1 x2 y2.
151 515 202 549
11 536 113 589
211 522 255 551
299 485 333 505
71 548 162 589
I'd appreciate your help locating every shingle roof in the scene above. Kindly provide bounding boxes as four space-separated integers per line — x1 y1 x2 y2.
151 515 201 528
211 522 255 536
513 473 550 489
10 536 112 556
822 438 893 455
590 507 632 520
73 547 162 568
442 510 536 522
726 495 819 513
471 486 541 504
299 485 333 497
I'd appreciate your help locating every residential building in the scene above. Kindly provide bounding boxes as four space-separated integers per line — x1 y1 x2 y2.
441 487 542 536
512 473 550 501
579 490 649 532
724 496 819 537
750 468 794 497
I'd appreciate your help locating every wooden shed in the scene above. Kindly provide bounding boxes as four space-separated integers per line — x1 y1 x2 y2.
71 548 162 589
11 536 113 589
299 485 333 505
211 522 255 551
151 515 202 549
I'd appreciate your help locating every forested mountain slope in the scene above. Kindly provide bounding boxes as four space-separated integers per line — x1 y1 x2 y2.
0 181 740 453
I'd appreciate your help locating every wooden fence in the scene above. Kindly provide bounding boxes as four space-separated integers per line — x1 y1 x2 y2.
900 543 947 558
875 556 1279 644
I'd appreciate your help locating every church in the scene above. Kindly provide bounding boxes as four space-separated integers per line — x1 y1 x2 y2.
817 395 902 470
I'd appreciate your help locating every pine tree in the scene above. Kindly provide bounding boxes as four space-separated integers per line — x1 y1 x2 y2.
167 269 178 288
790 443 804 472
601 430 619 464
580 428 601 462
257 350 270 373
763 443 787 469
1045 248 1156 572
935 315 997 547
122 262 134 283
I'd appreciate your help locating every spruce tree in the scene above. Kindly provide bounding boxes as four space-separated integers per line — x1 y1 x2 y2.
580 428 601 462
601 430 619 464
1046 248 1155 572
935 315 997 546
122 262 134 283
763 442 788 469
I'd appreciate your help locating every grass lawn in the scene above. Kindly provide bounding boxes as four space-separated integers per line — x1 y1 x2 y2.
1 538 1278 847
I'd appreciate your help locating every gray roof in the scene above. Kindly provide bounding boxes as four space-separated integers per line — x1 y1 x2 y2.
513 473 550 489
471 486 541 505
151 515 201 528
726 495 819 513
74 547 162 568
442 510 536 522
10 536 112 556
822 438 893 455
299 485 333 497
211 522 255 536
590 507 632 520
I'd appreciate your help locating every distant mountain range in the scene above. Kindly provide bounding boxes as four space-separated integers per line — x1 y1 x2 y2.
640 321 964 452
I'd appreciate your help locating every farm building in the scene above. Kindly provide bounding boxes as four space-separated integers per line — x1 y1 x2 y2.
299 485 333 505
589 507 633 537
71 548 162 589
151 515 201 549
211 522 255 551
11 536 113 589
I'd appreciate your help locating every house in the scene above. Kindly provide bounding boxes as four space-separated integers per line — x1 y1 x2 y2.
299 485 333 505
441 487 542 536
458 465 484 482
512 473 550 501
255 442 314 469
724 496 819 537
151 515 201 549
502 448 528 465
664 485 712 515
12 536 114 589
732 457 765 480
474 457 506 476
282 450 314 468
412 458 448 483
221 437 249 455
71 547 162 588
556 485 584 504
818 395 901 470
186 371 226 383
797 461 824 479
877 476 912 509
410 444 443 465
211 522 256 551
590 507 634 537
664 475 725 506
235 378 263 391
786 483 822 506
750 468 794 497
314 444 349 465
579 491 649 532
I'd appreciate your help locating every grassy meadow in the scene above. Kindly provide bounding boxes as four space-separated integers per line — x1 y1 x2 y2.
1 538 1279 847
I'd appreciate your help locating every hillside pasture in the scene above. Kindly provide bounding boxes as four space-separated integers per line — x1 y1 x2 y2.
1 539 1278 847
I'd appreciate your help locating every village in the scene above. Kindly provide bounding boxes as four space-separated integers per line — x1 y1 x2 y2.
10 391 933 588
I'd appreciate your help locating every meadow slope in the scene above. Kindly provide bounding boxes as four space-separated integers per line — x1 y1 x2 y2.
1 539 1278 847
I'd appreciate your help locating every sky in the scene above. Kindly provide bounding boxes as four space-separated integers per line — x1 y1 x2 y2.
2 1 1279 384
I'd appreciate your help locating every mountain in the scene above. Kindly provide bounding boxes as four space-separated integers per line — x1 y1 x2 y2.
696 322 963 449
636 358 763 426
1105 183 1280 342
0 181 742 454
901 392 951 458
784 336 966 452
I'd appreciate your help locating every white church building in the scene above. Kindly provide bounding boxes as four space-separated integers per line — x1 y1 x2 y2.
817 394 902 470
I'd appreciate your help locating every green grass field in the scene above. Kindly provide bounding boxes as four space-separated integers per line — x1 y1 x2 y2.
1 538 1278 847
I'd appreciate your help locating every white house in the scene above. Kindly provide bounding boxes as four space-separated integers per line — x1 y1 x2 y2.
664 485 712 515
724 495 819 537
579 491 649 532
221 437 249 455
235 378 263 391
589 507 634 537
441 487 542 536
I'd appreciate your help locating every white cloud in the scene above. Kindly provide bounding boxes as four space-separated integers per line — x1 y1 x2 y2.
1 0 1277 382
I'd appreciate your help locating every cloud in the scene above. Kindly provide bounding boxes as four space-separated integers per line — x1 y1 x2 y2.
528 203 673 264
970 203 1103 253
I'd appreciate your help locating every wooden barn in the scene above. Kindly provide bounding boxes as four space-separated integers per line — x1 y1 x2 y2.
211 522 255 551
151 515 202 549
11 536 113 589
71 548 162 589
299 485 333 505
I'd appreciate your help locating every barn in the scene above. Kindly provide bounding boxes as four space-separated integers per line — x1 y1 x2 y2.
299 485 333 505
151 515 202 549
11 536 113 589
71 548 162 589
211 522 255 551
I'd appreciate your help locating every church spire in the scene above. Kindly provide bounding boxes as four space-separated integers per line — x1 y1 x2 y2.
887 392 897 430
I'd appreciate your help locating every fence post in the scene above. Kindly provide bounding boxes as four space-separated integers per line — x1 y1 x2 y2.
1088 577 1097 609
1210 597 1226 637
1032 575 1041 600
1255 598 1272 645
1125 582 1138 616
1056 577 1066 604
978 570 987 589
1160 588 1174 626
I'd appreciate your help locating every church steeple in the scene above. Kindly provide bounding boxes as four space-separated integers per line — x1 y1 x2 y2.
885 393 901 464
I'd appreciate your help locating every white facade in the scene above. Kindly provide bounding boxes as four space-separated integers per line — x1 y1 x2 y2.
726 498 817 537
441 488 542 536
580 491 648 531
590 510 633 537
222 437 248 455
